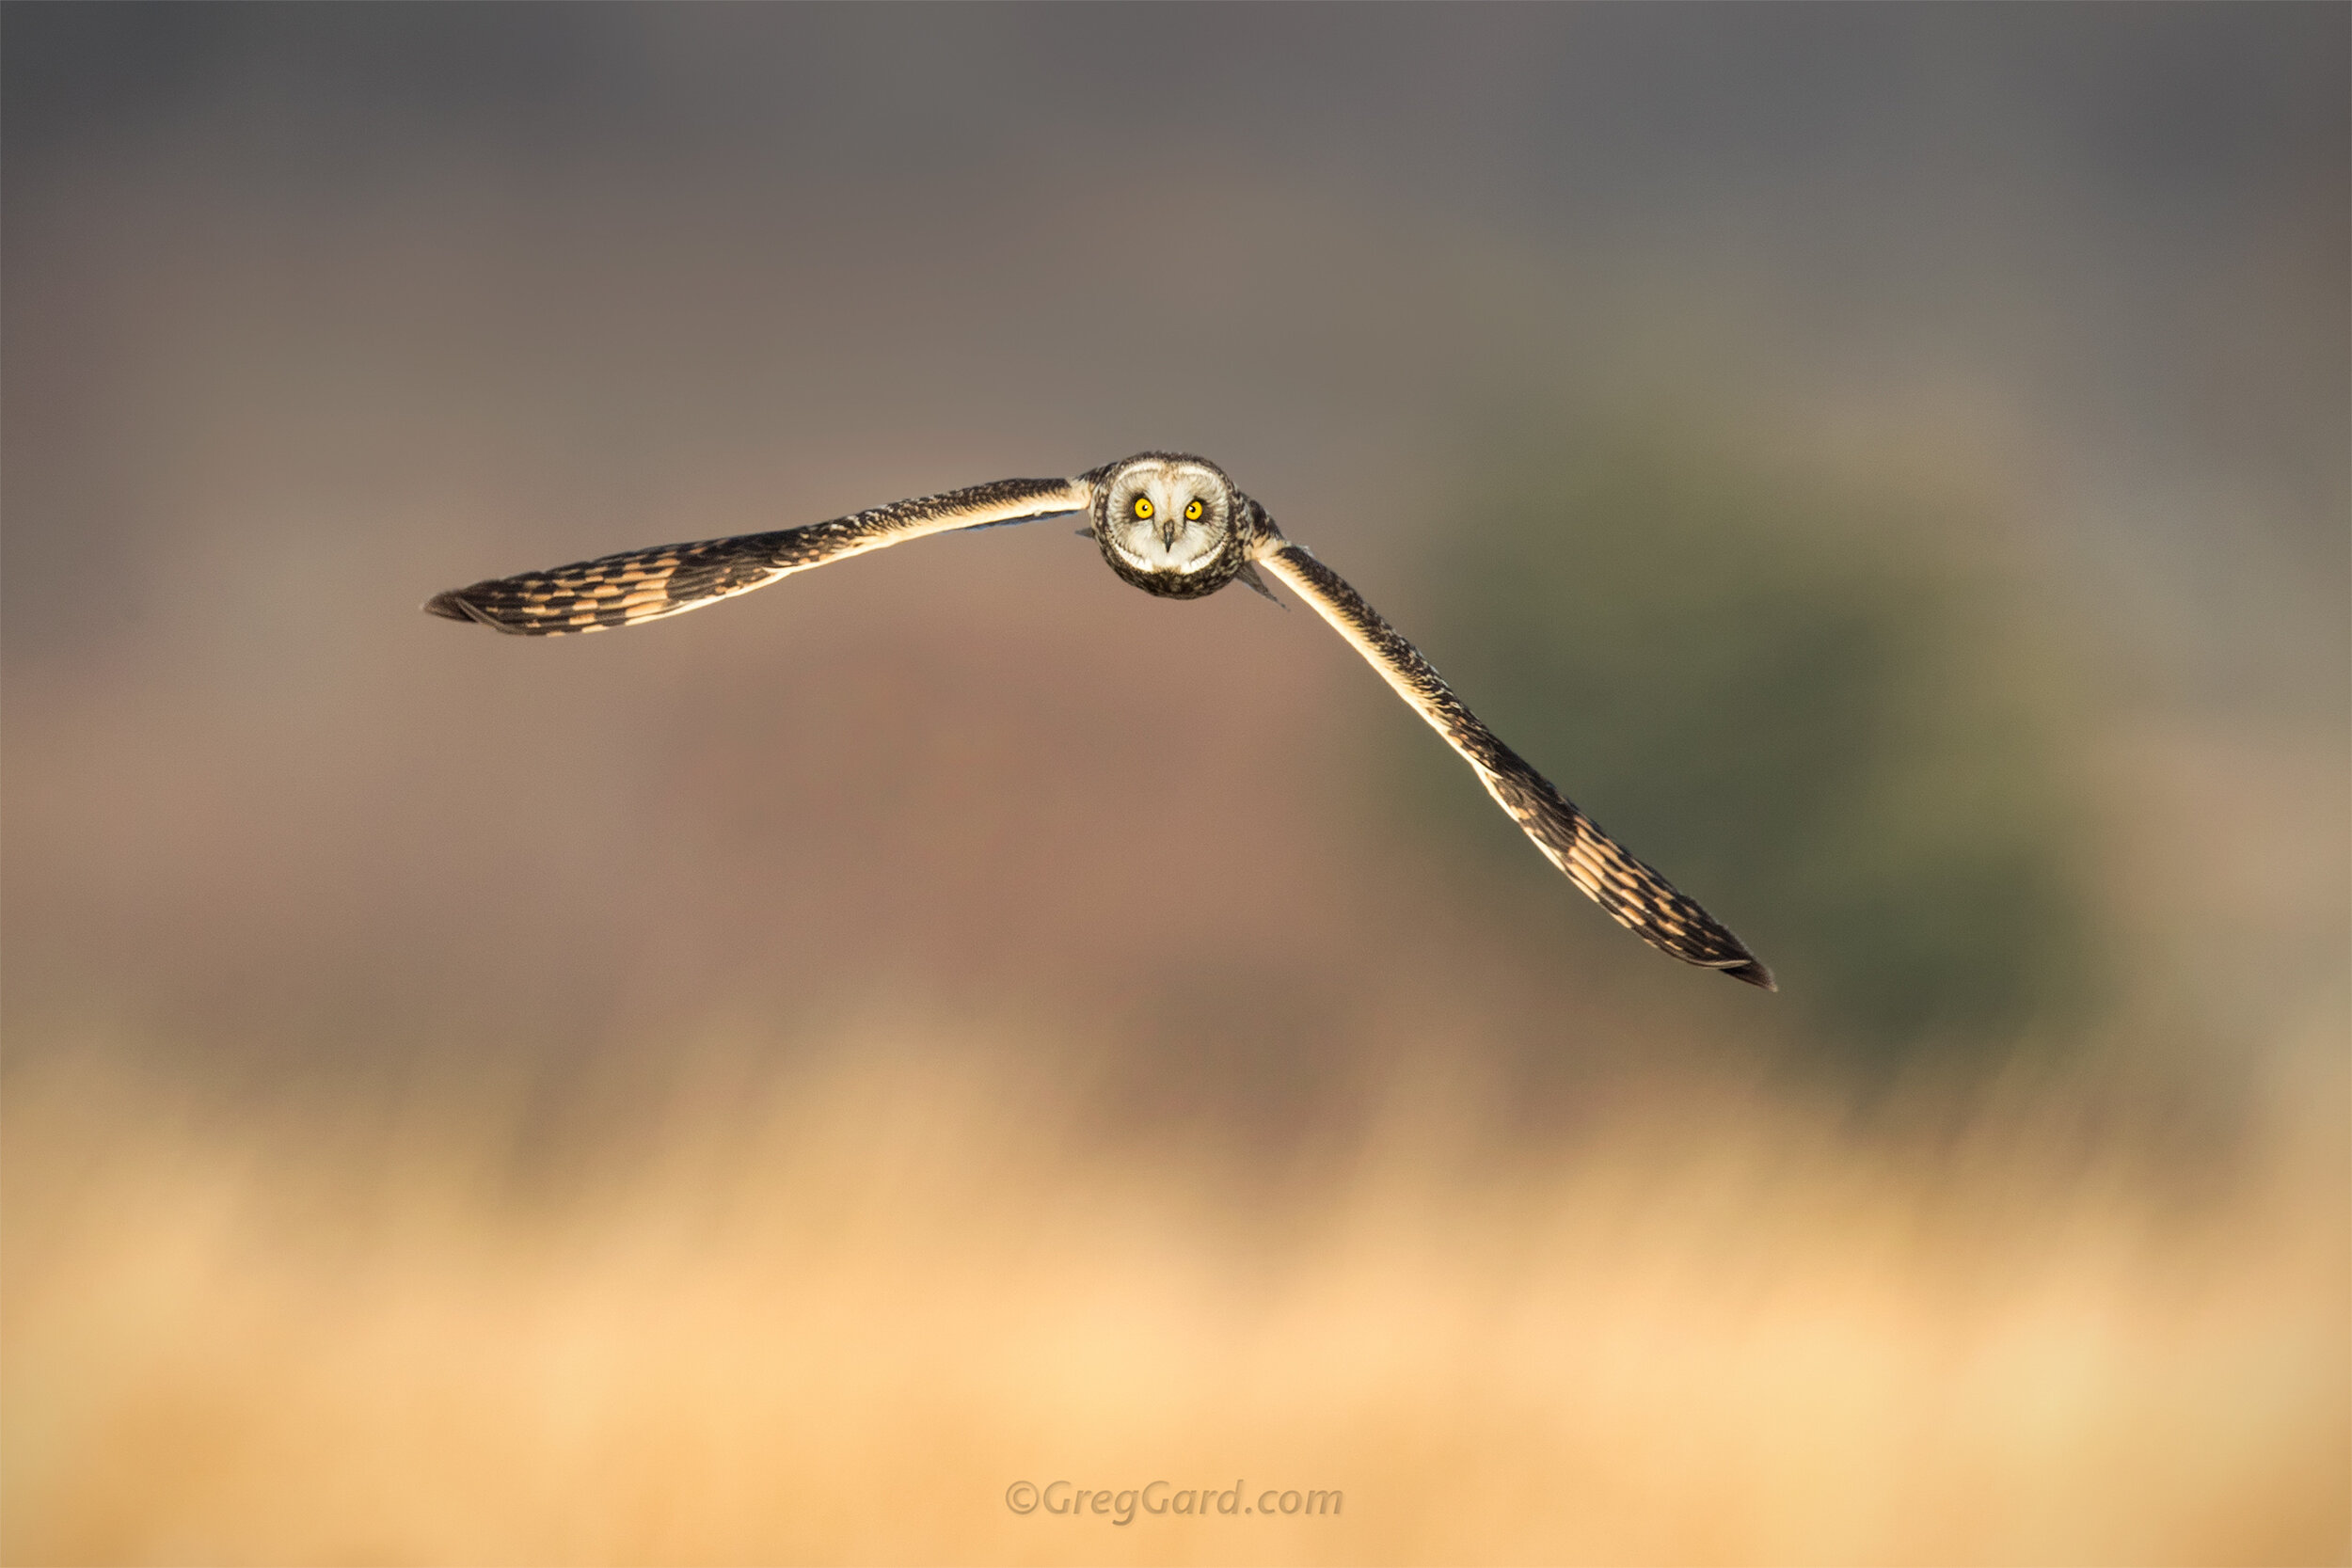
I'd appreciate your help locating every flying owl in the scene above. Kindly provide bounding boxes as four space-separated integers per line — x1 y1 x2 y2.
426 451 1774 989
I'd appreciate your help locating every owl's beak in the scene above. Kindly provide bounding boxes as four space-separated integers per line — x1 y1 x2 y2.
1160 517 1179 549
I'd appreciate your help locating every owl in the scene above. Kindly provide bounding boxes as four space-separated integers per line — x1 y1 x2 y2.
427 451 1773 989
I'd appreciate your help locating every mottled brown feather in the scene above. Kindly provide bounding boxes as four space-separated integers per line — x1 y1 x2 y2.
424 476 1088 636
1257 539 1773 989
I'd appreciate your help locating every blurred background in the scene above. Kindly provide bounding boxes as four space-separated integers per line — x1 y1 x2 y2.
4 6 2344 1561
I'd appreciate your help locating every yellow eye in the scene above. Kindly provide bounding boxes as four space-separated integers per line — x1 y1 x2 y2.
1133 497 1154 520
1184 499 1203 522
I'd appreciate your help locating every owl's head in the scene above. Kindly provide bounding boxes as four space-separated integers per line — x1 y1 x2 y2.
1089 451 1248 599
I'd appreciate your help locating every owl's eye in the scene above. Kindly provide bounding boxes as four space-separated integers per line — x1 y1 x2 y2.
1133 497 1154 520
1184 499 1204 522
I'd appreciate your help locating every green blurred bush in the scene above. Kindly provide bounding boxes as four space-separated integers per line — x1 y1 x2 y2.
1402 422 2101 1066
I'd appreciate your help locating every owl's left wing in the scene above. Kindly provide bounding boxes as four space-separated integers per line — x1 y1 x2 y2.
424 475 1090 636
1254 535 1774 989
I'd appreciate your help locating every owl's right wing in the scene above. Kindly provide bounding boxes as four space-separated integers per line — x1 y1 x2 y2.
1255 537 1774 989
424 474 1092 636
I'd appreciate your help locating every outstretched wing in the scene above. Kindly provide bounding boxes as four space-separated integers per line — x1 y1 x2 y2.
424 475 1091 636
1256 538 1774 989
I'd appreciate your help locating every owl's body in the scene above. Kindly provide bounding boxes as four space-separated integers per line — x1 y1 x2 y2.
427 451 1775 989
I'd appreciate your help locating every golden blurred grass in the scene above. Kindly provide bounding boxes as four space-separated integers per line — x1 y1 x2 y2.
6 1016 2343 1566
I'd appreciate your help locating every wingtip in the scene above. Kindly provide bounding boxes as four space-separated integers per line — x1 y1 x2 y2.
1723 958 1777 991
422 589 515 631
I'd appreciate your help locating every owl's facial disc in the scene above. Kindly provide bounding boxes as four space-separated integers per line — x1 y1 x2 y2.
1100 457 1233 577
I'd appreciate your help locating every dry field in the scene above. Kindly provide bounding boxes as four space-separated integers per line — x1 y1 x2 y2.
5 1009 2342 1565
